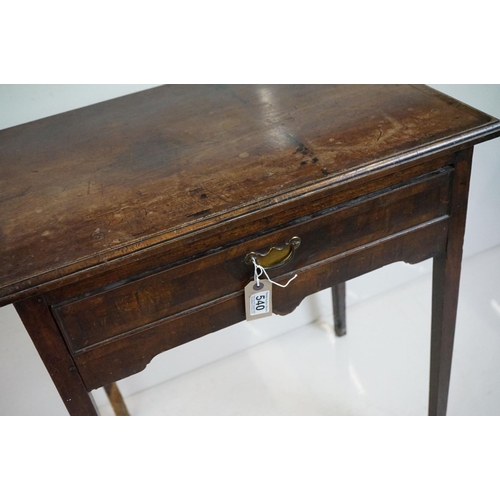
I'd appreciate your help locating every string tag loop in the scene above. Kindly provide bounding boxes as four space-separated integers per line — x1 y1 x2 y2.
251 257 297 289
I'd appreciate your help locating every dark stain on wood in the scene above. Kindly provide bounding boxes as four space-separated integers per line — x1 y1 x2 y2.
188 209 211 218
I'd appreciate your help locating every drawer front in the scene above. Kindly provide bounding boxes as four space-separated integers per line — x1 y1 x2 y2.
53 167 451 355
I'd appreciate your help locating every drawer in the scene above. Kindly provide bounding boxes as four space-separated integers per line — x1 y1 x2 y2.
53 166 452 357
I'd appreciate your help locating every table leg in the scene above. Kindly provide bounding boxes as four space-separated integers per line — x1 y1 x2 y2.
428 147 473 416
104 382 130 416
429 253 462 416
332 282 347 337
15 295 99 416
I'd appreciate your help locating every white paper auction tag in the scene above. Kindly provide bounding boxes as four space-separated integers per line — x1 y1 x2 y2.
244 279 273 321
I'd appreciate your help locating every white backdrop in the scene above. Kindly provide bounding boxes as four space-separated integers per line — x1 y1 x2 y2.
1 84 499 413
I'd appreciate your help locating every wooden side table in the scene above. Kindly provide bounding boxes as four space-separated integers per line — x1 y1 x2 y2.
1 85 499 415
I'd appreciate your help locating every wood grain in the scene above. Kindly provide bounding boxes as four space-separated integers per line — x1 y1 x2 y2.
429 148 474 416
53 167 451 354
3 85 499 415
14 295 99 415
74 217 450 391
1 85 499 304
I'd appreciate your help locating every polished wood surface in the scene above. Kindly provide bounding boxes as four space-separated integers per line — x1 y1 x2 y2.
54 167 450 352
1 85 498 305
429 148 474 415
14 295 99 415
3 85 500 415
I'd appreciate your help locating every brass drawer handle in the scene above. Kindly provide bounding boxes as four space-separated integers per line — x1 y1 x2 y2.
244 236 301 270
